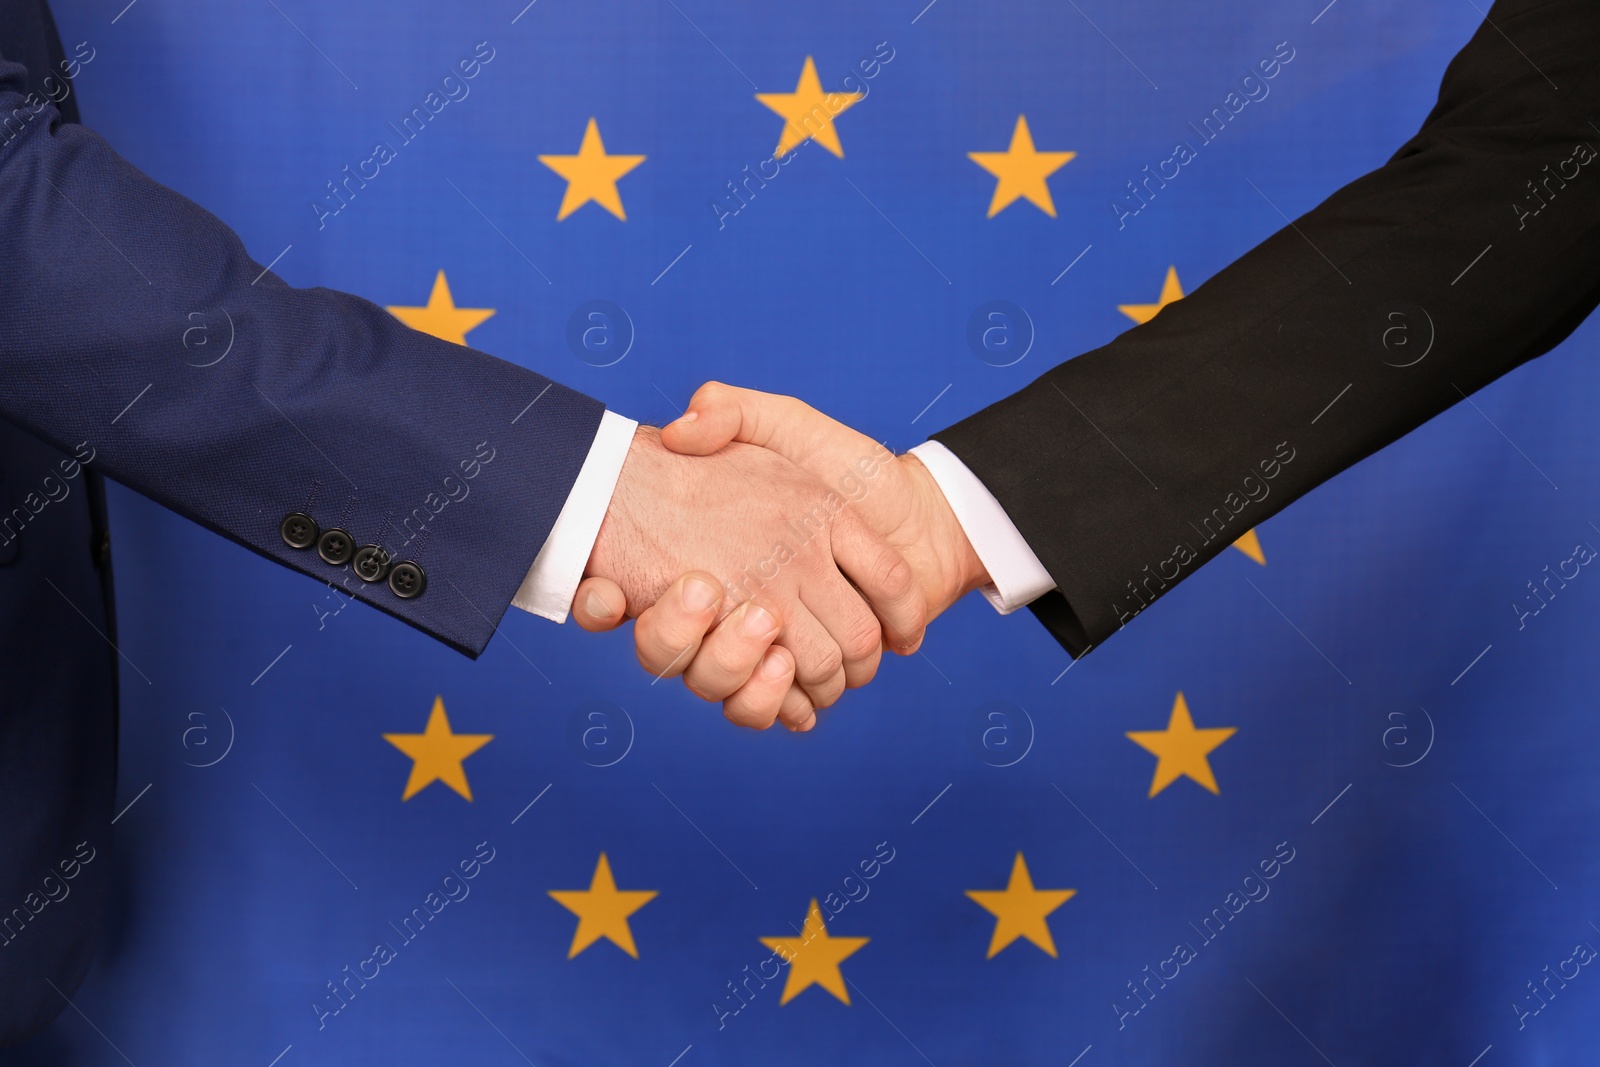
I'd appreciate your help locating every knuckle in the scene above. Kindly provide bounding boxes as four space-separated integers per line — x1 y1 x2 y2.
635 624 688 677
809 676 845 710
632 625 662 668
656 615 701 655
797 643 844 684
712 639 757 678
698 381 734 408
875 552 915 600
685 664 733 702
636 646 667 676
845 658 879 691
634 628 668 666
779 688 813 725
841 613 882 665
725 699 776 730
802 655 847 706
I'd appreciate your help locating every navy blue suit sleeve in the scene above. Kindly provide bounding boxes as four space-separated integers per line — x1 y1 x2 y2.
0 54 605 658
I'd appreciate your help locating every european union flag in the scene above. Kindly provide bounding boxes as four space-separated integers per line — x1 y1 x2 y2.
14 0 1600 1064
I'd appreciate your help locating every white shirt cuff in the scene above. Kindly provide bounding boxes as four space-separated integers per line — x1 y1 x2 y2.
907 440 1056 615
511 410 637 623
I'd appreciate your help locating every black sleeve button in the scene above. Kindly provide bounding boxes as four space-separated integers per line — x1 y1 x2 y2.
280 512 318 549
352 544 391 583
388 561 426 599
317 528 354 566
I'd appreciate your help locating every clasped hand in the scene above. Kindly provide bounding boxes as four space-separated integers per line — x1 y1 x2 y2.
575 384 990 731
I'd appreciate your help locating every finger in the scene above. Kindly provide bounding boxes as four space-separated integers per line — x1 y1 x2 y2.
777 605 847 710
683 598 783 702
662 383 921 655
571 577 628 631
829 508 927 654
662 382 869 463
800 575 883 690
632 572 724 681
659 381 759 455
777 682 817 732
722 645 796 730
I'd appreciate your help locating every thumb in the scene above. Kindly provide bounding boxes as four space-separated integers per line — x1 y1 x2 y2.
572 576 629 631
660 381 771 455
661 382 868 469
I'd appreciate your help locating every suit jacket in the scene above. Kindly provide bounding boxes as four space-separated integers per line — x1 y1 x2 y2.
0 0 604 1042
938 0 1600 657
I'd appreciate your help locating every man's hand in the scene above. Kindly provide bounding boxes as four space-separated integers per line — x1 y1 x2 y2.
659 383 990 621
575 426 927 730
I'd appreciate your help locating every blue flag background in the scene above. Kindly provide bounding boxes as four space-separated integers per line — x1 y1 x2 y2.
13 0 1600 1064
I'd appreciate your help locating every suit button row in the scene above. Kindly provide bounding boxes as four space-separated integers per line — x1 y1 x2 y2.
278 512 426 600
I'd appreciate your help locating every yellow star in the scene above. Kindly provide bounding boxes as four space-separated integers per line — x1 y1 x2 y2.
965 853 1077 959
537 117 646 221
1118 265 1185 324
1232 528 1267 565
756 56 863 158
548 853 658 959
382 695 493 802
967 115 1076 218
1127 692 1236 798
759 899 869 1005
386 270 495 346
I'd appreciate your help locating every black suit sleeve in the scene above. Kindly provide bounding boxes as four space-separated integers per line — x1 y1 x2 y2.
934 0 1600 656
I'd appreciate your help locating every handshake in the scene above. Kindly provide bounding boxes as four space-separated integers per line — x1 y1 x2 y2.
572 382 991 733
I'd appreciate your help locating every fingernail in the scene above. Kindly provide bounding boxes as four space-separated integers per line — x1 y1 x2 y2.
584 589 612 619
682 576 719 613
676 410 699 424
744 604 778 637
759 648 789 678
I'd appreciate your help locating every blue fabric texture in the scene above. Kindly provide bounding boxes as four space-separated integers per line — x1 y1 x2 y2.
5 0 1600 1064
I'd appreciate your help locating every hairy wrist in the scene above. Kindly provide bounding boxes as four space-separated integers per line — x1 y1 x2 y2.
585 426 666 600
